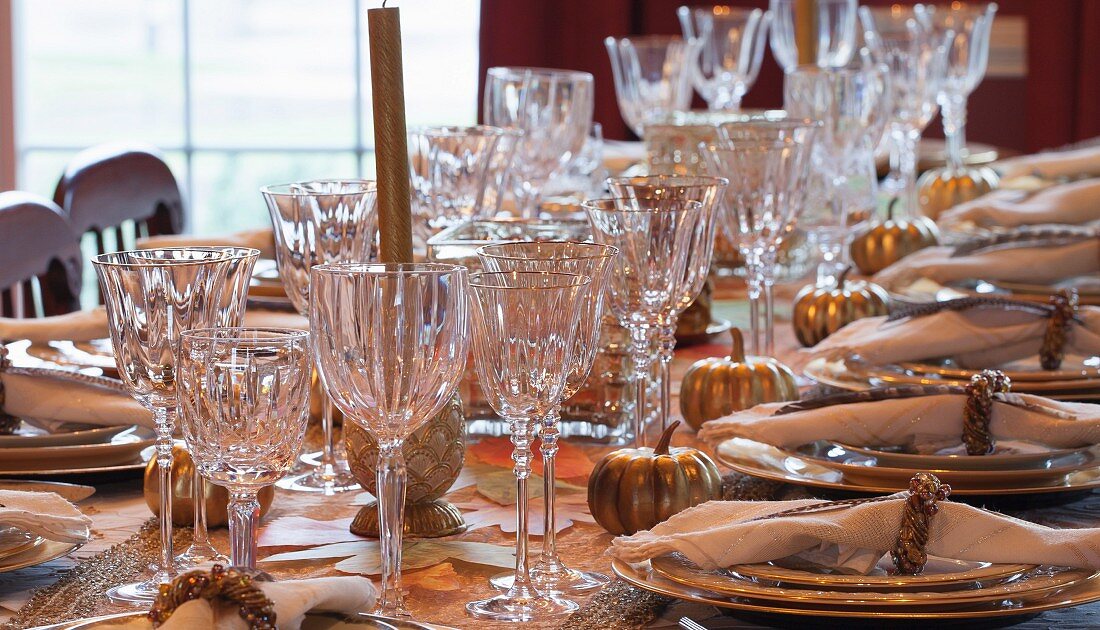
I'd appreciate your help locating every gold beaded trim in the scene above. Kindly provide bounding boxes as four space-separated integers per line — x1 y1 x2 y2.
1041 290 1079 371
148 564 276 629
963 369 1011 456
892 472 951 575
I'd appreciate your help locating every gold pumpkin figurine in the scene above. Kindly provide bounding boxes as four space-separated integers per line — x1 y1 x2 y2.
850 198 940 275
918 165 999 221
143 445 274 527
792 266 890 347
678 328 799 431
587 420 722 535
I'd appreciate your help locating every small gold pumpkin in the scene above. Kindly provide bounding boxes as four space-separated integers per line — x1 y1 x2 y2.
792 266 890 347
679 328 799 431
850 199 940 275
918 165 999 220
587 420 722 535
144 445 275 527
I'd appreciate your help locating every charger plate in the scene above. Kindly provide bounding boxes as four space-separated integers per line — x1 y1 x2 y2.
897 355 1100 382
0 422 124 448
612 558 1100 619
0 427 154 471
0 529 88 574
834 441 1091 472
0 446 152 479
729 554 1034 590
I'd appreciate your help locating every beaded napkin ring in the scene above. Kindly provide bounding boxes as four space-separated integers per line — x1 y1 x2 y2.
148 564 275 629
963 369 1011 455
892 473 952 575
1042 290 1079 370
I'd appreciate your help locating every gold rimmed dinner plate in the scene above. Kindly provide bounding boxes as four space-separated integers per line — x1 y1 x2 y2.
612 558 1100 619
0 422 125 448
730 555 1035 591
0 426 154 471
834 440 1091 472
23 339 117 373
0 529 87 574
649 554 1087 606
0 526 44 562
897 355 1100 382
852 361 1100 394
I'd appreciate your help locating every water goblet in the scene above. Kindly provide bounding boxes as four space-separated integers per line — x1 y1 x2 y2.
92 246 259 604
176 328 312 572
477 242 617 595
605 176 727 432
770 0 857 71
465 271 589 620
483 67 594 218
262 179 378 495
312 263 469 617
583 199 703 447
605 36 698 136
677 6 771 111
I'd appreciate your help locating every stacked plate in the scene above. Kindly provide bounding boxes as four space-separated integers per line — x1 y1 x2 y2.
0 521 90 577
613 553 1100 619
0 420 154 478
893 277 1100 307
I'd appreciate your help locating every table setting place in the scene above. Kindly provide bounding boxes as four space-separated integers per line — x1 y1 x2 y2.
3 0 1100 629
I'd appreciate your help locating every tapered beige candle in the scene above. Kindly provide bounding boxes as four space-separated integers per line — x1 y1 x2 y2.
368 2 413 263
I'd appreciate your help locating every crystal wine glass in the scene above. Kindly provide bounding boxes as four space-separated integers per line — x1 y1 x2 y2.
465 271 589 621
483 67 594 218
92 246 258 604
583 198 703 447
605 36 698 136
312 263 469 617
677 6 771 111
477 242 617 595
261 179 378 495
176 327 312 572
605 176 727 432
769 0 857 71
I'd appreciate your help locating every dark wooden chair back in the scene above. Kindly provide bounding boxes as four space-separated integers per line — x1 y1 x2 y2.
0 191 83 318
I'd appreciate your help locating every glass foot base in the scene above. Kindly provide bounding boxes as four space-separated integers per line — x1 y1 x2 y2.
276 468 360 494
490 566 610 595
106 574 170 605
175 543 228 569
466 589 578 621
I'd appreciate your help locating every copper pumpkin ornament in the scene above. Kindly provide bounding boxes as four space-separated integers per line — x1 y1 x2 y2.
587 421 722 535
850 198 940 275
143 445 275 527
917 165 999 220
792 266 890 347
678 328 799 431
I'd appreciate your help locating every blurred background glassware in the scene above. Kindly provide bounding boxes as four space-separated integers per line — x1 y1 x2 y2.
483 67 594 219
465 271 587 621
541 122 607 204
478 127 523 218
176 327 311 573
677 6 771 111
769 0 858 71
261 179 378 496
312 263 469 618
643 123 720 176
478 242 616 595
92 246 258 604
783 64 890 287
583 198 703 447
604 36 698 136
408 125 506 245
861 4 946 217
605 176 727 433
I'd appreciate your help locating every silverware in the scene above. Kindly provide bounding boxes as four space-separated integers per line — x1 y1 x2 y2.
679 617 709 630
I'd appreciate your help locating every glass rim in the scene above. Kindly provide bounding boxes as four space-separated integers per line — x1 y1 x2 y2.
180 326 311 343
682 5 764 18
605 174 730 188
310 262 468 277
581 198 705 213
476 241 619 262
486 66 594 83
91 246 259 268
408 124 508 138
260 179 377 197
605 34 686 46
468 270 592 290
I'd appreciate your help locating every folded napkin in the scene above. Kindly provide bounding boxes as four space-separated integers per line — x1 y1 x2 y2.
805 305 1100 368
940 178 1100 228
609 494 1100 572
136 228 276 259
3 367 153 428
697 393 1100 450
0 489 92 544
119 576 377 630
996 144 1100 180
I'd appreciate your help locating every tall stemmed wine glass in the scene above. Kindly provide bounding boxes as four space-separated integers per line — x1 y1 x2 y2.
605 176 727 432
312 263 469 617
605 36 697 136
483 67 594 218
677 6 771 111
92 246 258 604
477 243 617 595
769 0 857 71
583 199 703 447
262 180 378 495
176 328 312 573
465 271 589 621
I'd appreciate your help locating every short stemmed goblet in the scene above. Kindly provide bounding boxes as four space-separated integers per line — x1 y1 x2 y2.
312 263 469 617
605 176 727 432
262 180 378 495
176 328 312 573
465 271 589 621
769 0 857 71
477 243 617 595
677 6 771 111
605 36 698 136
583 199 703 447
92 246 259 604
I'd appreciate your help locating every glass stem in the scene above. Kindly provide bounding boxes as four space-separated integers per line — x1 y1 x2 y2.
191 467 212 552
507 415 535 595
154 403 175 578
512 179 543 220
376 443 409 616
628 326 653 448
941 92 968 172
228 487 260 571
657 324 677 432
896 124 920 216
539 407 561 568
320 396 338 489
744 253 763 356
762 249 778 357
816 240 843 288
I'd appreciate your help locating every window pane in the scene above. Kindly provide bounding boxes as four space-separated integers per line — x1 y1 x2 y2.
16 0 184 148
189 0 357 149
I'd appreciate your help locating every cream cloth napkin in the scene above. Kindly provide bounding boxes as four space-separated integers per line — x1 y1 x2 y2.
4 369 153 428
696 394 1100 450
940 178 1100 228
0 489 92 544
608 495 1100 571
996 144 1100 180
804 307 1100 368
873 238 1099 291
136 228 276 259
0 308 307 344
113 577 377 630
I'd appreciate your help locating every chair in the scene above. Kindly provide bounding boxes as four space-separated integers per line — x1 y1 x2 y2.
0 192 83 318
